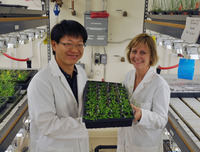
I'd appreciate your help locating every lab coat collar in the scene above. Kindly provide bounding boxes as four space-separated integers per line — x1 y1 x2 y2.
133 67 155 95
49 56 78 105
49 56 63 77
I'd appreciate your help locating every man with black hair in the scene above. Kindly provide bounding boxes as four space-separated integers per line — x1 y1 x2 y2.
28 20 89 152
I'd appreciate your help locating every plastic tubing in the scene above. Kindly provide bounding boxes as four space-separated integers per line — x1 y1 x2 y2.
158 64 179 70
37 34 47 68
95 145 117 152
3 53 29 61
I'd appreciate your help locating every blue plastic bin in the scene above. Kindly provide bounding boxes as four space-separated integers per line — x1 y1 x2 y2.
178 58 195 80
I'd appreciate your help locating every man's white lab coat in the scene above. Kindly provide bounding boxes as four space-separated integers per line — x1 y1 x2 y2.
28 56 89 152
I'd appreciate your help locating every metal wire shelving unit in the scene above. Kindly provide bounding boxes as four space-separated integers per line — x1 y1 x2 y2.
0 1 50 151
143 1 200 151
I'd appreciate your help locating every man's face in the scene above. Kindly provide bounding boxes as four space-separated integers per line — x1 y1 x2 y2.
51 35 84 69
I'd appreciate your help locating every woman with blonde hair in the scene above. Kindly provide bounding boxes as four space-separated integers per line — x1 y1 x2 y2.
117 33 170 152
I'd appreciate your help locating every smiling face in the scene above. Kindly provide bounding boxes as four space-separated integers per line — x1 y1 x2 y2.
51 35 84 70
129 43 151 73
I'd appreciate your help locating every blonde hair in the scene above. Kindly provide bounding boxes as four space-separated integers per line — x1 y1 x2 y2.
126 33 158 66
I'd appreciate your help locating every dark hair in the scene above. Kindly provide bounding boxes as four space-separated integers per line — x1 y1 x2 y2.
126 33 158 66
51 20 88 55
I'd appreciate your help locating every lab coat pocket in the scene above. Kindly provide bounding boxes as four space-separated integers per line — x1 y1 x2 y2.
140 103 152 110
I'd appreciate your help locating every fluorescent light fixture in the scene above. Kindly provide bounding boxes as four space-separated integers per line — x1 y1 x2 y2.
7 34 19 48
190 54 199 60
0 38 7 53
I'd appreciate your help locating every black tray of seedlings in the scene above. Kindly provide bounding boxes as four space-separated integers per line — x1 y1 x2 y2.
0 83 25 123
13 70 37 90
83 81 135 129
0 85 22 103
0 69 37 90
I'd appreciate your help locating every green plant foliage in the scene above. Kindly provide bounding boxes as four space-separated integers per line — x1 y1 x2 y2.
0 69 30 82
0 69 31 97
0 81 16 97
83 81 134 121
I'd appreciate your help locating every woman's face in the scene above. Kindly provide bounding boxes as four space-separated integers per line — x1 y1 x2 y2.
129 43 151 72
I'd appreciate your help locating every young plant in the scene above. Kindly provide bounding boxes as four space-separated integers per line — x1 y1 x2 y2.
83 81 134 122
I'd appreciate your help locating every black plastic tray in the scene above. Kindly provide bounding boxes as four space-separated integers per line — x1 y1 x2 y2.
0 98 8 113
0 86 22 103
83 117 133 128
8 86 22 103
82 80 134 129
171 92 200 98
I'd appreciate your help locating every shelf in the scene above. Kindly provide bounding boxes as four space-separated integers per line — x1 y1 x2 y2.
144 2 200 151
0 1 49 35
0 1 50 150
160 75 200 151
147 14 200 22
0 4 46 17
166 110 200 152
144 20 185 38
144 14 200 44
0 17 49 34
0 94 28 151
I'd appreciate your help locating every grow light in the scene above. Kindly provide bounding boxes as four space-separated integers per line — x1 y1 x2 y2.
37 28 46 38
183 44 200 60
190 54 199 60
162 38 176 49
7 34 19 48
155 34 172 46
18 32 29 44
34 29 42 39
0 38 7 53
25 30 35 41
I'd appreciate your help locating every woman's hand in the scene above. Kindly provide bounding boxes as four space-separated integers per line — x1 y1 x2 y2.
130 104 142 122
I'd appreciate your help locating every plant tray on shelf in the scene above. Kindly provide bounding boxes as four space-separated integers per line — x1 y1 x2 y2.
0 90 26 123
0 86 22 103
0 69 37 90
83 80 135 129
15 76 32 90
7 86 22 103
15 70 37 90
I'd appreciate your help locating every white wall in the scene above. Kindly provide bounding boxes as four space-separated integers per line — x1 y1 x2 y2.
1 0 200 83
49 0 145 82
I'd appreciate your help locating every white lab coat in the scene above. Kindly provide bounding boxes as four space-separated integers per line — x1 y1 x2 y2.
117 67 170 152
27 56 89 152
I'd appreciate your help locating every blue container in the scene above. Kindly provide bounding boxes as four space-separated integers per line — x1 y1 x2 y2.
178 58 195 80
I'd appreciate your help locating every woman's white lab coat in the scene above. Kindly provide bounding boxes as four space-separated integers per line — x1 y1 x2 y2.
117 67 170 152
27 56 89 152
